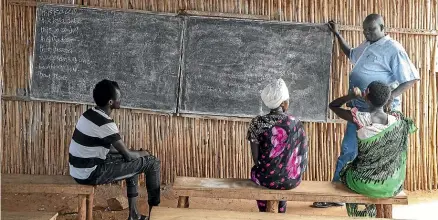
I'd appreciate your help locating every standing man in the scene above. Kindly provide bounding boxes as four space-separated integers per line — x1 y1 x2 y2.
69 79 160 219
312 14 420 208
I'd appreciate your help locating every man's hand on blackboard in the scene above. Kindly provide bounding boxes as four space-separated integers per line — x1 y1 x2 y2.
327 20 339 35
327 20 351 57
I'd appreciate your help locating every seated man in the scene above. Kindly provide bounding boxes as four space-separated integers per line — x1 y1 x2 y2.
69 79 160 220
329 81 416 217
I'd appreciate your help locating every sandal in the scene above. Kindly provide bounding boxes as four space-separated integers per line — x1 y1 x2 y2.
311 202 345 208
311 202 330 208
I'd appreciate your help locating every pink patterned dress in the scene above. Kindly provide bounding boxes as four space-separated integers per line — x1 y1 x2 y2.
247 113 308 212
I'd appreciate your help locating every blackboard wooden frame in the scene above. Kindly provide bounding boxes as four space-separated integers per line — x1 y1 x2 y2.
30 3 184 113
30 4 333 122
178 15 333 122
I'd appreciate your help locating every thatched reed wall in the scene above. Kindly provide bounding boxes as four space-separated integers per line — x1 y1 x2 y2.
1 0 437 191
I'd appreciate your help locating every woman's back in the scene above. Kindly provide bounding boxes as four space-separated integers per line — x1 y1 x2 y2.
342 110 416 198
328 81 417 217
352 108 398 139
247 113 308 190
248 78 308 213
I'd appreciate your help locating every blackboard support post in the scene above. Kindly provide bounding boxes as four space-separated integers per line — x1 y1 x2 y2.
175 16 187 115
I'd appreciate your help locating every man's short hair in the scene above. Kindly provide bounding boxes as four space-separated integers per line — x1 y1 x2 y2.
93 79 120 107
364 14 385 29
367 81 391 108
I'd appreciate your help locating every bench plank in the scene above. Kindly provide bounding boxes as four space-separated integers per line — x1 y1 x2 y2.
151 207 387 220
173 177 408 205
2 174 95 220
2 211 58 220
2 174 94 194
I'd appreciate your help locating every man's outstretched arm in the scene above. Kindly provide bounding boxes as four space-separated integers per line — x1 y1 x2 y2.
328 20 352 59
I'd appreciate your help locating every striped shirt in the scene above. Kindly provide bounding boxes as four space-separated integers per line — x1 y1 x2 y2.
69 107 121 180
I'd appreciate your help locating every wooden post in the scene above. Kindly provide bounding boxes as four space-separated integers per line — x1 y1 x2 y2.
86 188 95 220
383 204 393 218
77 195 87 220
266 200 279 213
177 196 189 208
376 204 384 218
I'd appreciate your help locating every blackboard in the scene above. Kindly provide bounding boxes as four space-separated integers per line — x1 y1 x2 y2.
179 16 333 121
31 4 183 112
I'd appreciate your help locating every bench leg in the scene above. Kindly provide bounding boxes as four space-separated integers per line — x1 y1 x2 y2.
77 195 87 220
376 204 384 218
177 196 189 208
86 191 94 220
376 204 392 218
266 200 279 213
383 204 392 218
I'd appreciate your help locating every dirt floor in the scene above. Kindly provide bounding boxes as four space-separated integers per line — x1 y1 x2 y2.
2 184 438 219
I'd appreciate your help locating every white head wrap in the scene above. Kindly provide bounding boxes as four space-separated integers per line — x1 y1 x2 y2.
260 78 290 109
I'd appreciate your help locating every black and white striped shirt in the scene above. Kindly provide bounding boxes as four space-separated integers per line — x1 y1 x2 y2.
69 107 121 180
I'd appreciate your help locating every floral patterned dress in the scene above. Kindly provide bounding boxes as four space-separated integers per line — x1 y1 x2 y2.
247 113 308 212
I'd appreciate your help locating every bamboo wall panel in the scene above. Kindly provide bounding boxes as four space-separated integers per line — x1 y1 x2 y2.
0 0 3 168
1 0 437 191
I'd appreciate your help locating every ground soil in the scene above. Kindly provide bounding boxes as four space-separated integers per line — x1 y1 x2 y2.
2 184 438 219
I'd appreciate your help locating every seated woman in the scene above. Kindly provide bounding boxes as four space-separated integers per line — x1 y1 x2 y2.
329 81 417 217
247 78 308 213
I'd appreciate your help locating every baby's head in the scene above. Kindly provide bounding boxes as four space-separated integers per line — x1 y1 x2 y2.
365 81 391 108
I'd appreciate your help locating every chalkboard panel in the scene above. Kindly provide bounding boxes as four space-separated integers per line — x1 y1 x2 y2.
31 4 182 112
180 16 333 121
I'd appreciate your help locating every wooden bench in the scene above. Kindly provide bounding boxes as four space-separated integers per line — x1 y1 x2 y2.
151 207 389 219
2 211 58 220
172 176 408 219
2 174 95 220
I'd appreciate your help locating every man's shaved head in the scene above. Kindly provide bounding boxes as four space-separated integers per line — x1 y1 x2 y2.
364 14 385 26
362 14 385 43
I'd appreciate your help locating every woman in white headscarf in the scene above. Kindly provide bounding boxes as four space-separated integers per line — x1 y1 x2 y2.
247 78 308 213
